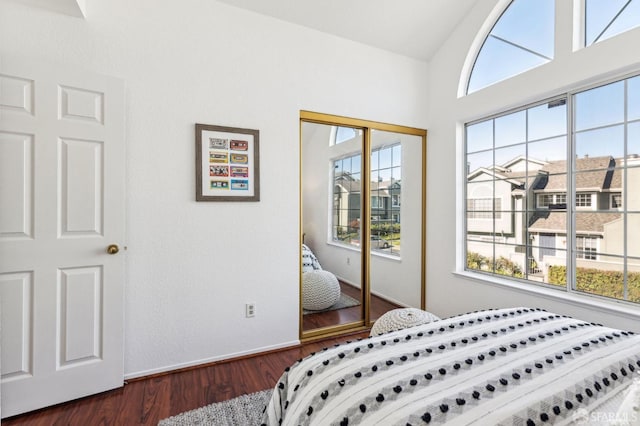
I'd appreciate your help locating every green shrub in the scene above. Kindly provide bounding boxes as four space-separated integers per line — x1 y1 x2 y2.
466 251 523 278
548 265 640 302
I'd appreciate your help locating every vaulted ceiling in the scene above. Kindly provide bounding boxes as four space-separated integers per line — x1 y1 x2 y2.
216 0 477 61
9 0 478 61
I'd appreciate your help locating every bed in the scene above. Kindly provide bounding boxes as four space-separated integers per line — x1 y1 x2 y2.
261 307 640 425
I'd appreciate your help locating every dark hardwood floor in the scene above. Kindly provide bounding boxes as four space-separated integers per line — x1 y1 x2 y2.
302 281 401 331
4 285 400 426
3 331 371 426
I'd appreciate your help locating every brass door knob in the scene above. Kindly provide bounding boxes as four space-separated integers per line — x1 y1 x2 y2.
106 244 120 255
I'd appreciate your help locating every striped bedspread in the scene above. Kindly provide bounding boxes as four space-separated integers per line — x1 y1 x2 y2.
261 308 640 425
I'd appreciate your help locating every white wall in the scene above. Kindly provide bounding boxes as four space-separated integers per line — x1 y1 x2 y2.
426 0 640 331
0 0 429 377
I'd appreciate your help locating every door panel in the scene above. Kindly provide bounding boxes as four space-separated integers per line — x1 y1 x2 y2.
59 138 104 236
0 132 34 239
0 56 125 418
59 266 103 365
0 272 33 381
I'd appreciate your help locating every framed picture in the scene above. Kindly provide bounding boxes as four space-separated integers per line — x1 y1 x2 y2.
195 123 260 201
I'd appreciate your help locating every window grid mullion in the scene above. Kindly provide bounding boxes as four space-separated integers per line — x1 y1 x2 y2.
623 79 629 300
567 92 576 295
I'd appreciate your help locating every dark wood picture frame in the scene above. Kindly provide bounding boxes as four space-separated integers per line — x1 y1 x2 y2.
195 123 260 202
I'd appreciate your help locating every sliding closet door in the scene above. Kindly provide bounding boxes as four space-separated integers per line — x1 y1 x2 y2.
300 111 426 340
301 121 365 337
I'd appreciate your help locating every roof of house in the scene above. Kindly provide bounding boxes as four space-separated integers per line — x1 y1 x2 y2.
528 211 622 235
468 156 623 193
334 174 400 195
532 156 621 192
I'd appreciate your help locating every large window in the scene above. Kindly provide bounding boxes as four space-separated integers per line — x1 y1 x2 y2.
465 74 640 304
467 0 640 94
333 143 402 256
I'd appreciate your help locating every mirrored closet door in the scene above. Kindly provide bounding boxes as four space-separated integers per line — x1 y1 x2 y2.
300 111 426 340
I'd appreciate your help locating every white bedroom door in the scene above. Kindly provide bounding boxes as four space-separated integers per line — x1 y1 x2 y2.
0 56 126 418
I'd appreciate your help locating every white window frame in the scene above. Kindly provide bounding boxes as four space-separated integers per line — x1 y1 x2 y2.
536 193 567 209
576 235 598 260
467 197 502 219
610 193 623 210
575 193 593 209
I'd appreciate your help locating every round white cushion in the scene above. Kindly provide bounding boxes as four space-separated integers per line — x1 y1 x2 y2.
370 308 440 336
302 270 341 311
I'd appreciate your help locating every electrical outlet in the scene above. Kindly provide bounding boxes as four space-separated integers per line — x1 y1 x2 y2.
246 302 256 318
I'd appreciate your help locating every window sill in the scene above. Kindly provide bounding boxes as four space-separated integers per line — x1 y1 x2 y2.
452 270 640 322
326 241 402 262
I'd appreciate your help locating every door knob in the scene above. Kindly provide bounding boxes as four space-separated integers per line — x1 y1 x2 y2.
106 244 120 255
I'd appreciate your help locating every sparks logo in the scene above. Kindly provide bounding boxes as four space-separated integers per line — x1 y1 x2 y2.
571 408 590 424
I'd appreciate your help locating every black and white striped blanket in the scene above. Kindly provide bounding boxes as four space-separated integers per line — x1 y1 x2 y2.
262 308 640 425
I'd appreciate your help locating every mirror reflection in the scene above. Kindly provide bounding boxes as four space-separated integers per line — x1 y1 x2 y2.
300 114 426 337
369 130 424 323
301 121 364 333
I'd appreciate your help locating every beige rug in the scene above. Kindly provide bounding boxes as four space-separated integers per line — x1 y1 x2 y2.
158 389 272 426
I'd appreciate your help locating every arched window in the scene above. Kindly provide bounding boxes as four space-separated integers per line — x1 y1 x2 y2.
467 0 555 94
585 0 640 46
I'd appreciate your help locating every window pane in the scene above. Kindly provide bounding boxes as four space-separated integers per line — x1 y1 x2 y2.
528 100 567 141
495 144 526 169
630 214 640 257
467 150 494 178
575 261 624 300
468 36 550 93
392 145 402 167
467 181 497 234
378 146 392 169
626 165 640 212
531 211 568 234
544 254 567 287
495 110 526 147
466 241 495 272
468 0 554 94
586 0 640 45
528 136 567 164
371 150 379 170
575 125 624 160
628 76 640 121
492 244 526 278
533 170 567 196
539 247 568 287
576 212 621 255
574 81 624 131
335 126 357 145
629 121 640 156
467 120 494 153
492 0 555 57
